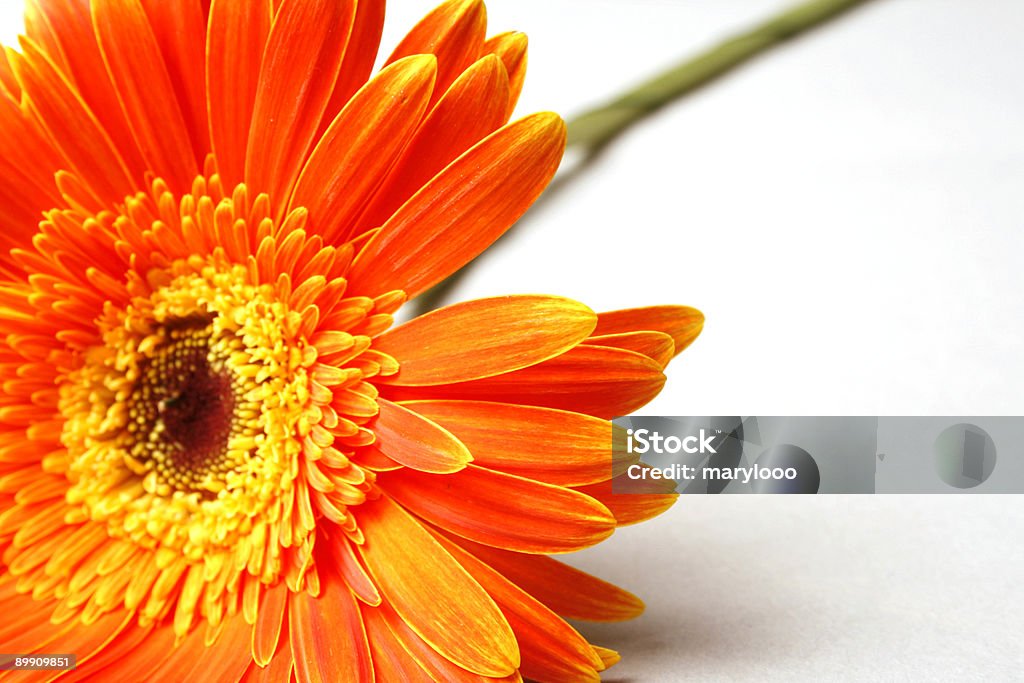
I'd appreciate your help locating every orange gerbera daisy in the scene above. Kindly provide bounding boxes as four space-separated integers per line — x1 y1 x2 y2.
0 0 703 680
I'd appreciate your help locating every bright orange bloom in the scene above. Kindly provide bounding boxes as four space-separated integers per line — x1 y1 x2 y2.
0 0 703 680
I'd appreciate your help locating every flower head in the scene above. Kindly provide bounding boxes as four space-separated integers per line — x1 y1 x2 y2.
0 0 703 680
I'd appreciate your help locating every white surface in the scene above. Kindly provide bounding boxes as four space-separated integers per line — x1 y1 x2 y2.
570 496 1024 682
2 2 1022 681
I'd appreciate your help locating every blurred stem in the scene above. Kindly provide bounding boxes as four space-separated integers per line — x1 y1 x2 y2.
414 0 872 316
566 0 871 152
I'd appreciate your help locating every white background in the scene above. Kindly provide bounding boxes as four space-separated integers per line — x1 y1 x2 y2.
2 1 1022 680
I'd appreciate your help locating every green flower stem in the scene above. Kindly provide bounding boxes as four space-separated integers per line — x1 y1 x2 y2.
415 0 873 315
566 0 872 151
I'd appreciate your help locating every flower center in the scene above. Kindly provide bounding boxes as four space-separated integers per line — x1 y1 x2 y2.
126 319 249 495
61 261 317 569
32 173 397 637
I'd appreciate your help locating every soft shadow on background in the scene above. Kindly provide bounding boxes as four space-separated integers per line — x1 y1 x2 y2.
568 496 1023 681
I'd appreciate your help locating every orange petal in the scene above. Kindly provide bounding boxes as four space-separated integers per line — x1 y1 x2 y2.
385 0 486 101
23 0 72 77
351 446 403 473
139 0 209 162
320 533 381 606
288 575 373 683
0 199 42 267
91 0 198 191
382 345 666 420
68 621 155 680
592 647 621 669
253 581 288 666
594 305 705 357
379 465 615 554
290 54 437 244
319 0 386 135
0 594 73 651
346 112 565 299
206 0 272 187
69 622 175 681
482 31 527 117
27 610 133 674
148 611 254 683
355 494 519 677
26 0 147 179
374 295 595 386
0 44 19 98
444 534 646 622
245 0 355 212
9 40 134 205
0 93 64 255
401 400 632 486
360 603 434 683
355 53 510 231
435 532 604 683
371 398 472 474
366 599 520 683
573 473 679 526
583 331 675 369
238 641 294 683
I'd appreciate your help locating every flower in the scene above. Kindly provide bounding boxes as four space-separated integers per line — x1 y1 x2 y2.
0 0 704 680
